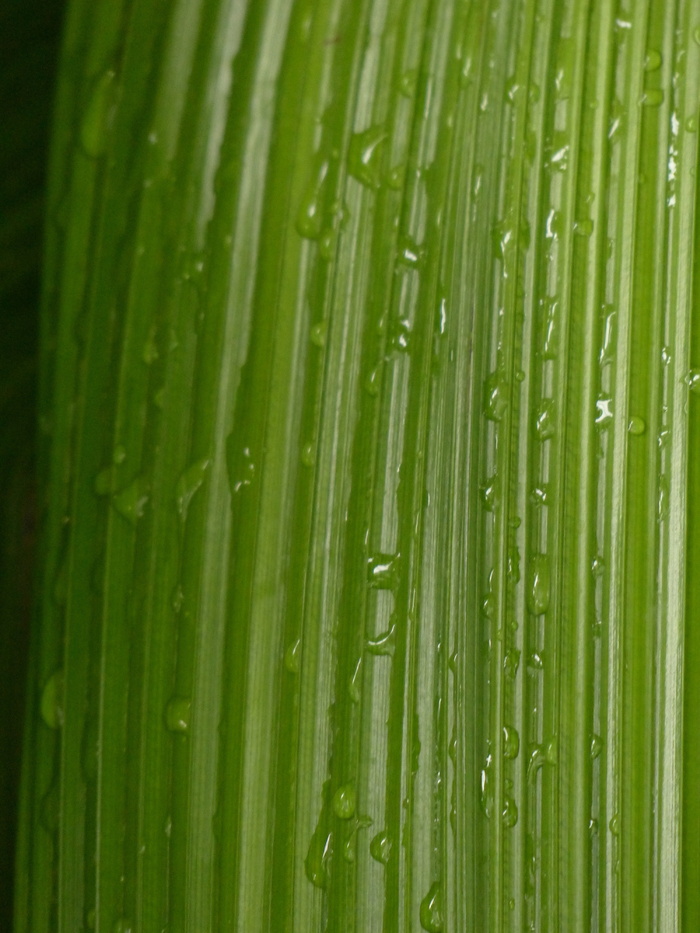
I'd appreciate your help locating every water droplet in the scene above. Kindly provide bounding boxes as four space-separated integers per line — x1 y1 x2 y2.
480 758 494 817
419 881 444 933
112 475 150 525
370 829 392 864
543 298 559 359
492 219 514 261
504 76 523 104
482 592 496 620
348 125 387 189
484 372 508 421
175 459 210 521
504 649 521 679
397 235 424 268
574 218 594 236
627 415 646 435
535 400 555 440
310 320 327 348
599 306 616 364
348 657 362 702
544 735 558 765
399 68 418 98
503 724 520 759
332 783 356 819
284 638 301 673
644 49 662 71
642 88 664 107
595 396 613 426
589 818 599 836
305 826 332 889
502 796 518 828
591 555 605 577
367 552 400 589
342 833 357 863
481 475 500 511
301 442 316 467
229 446 255 494
530 485 549 507
389 317 412 352
545 133 570 172
364 365 381 397
448 735 458 763
609 813 620 835
686 115 698 133
658 475 669 522
685 369 700 393
590 734 603 759
41 669 65 729
113 444 127 464
527 650 544 671
527 745 545 782
165 696 191 734
366 623 396 656
527 554 550 615
507 547 521 585
317 229 335 260
296 160 329 239
80 70 117 157
113 920 132 933
545 209 563 240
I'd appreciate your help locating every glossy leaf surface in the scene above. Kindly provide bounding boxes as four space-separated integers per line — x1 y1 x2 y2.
16 1 700 931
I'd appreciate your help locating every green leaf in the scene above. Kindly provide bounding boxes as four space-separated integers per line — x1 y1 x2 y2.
16 0 700 930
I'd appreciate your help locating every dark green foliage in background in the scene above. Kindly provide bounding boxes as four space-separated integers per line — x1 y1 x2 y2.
0 1 65 928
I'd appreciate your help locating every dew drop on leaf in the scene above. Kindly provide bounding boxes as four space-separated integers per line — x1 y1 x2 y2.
348 125 387 189
165 696 191 734
332 783 356 820
40 669 65 730
175 459 210 521
284 638 301 673
370 829 392 864
503 724 520 759
367 552 400 589
419 881 444 933
527 554 550 615
112 475 150 525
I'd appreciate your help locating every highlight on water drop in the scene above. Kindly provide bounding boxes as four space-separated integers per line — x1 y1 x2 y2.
165 696 191 734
